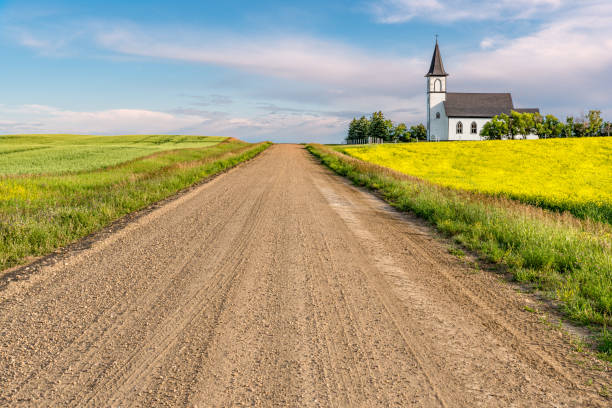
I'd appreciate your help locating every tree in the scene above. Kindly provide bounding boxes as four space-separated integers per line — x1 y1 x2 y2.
561 116 574 138
573 115 587 137
391 123 409 142
508 111 532 139
574 122 587 137
517 112 536 138
586 110 603 137
346 118 358 141
481 115 508 140
383 119 394 142
533 112 545 138
544 114 563 138
409 124 427 141
602 122 612 137
368 111 390 141
354 116 370 141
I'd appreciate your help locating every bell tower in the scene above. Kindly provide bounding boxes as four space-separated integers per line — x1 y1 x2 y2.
426 39 448 141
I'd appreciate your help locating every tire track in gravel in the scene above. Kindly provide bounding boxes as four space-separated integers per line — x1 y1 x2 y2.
0 144 609 407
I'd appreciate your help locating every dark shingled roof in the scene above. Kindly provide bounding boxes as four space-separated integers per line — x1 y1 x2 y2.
425 42 448 77
444 93 518 118
514 108 540 114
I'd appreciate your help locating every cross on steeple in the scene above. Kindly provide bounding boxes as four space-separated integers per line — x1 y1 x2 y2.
435 34 439 44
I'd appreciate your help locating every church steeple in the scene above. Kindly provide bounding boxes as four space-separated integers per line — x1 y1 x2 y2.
425 40 448 77
426 38 448 142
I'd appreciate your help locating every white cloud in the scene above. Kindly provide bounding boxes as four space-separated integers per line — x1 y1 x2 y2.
453 1 612 111
0 104 353 143
371 0 563 23
479 38 496 50
94 26 423 94
0 105 202 134
9 21 424 98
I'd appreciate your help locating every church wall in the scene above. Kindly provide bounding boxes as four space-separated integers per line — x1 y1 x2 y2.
428 93 448 141
447 117 489 141
447 117 541 141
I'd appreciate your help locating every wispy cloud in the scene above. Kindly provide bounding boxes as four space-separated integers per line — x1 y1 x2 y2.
452 1 612 110
0 104 349 143
9 21 424 97
370 0 563 23
97 26 425 95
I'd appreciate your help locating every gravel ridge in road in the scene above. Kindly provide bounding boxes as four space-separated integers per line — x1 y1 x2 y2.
0 144 609 406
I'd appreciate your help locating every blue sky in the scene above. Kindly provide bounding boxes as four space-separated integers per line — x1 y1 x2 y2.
0 0 611 143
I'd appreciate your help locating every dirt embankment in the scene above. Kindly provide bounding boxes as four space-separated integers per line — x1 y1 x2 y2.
0 144 609 406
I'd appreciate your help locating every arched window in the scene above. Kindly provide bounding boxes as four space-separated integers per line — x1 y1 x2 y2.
436 112 441 119
471 122 477 134
434 79 442 92
456 121 463 134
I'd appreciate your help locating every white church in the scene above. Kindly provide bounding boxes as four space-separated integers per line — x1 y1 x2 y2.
426 41 539 141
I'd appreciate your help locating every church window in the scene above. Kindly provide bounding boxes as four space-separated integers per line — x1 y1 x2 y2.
436 112 440 119
471 122 477 134
456 121 463 134
434 79 442 92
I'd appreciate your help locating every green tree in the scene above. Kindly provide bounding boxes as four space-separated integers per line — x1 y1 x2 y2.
481 115 508 140
533 112 545 138
391 123 409 142
368 111 390 141
508 111 530 139
518 112 536 138
354 116 370 141
586 110 603 137
409 124 427 141
561 116 574 138
346 118 358 141
384 119 394 142
574 123 586 137
574 113 588 137
544 114 563 138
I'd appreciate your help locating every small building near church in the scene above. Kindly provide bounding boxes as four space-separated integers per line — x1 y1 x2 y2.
426 41 539 141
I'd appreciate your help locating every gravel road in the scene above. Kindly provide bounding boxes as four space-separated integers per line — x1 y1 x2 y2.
0 144 609 407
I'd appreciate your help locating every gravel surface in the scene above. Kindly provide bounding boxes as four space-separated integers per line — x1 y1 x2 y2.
0 144 609 407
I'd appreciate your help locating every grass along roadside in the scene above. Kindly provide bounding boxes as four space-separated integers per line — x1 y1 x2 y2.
0 139 271 273
307 143 612 356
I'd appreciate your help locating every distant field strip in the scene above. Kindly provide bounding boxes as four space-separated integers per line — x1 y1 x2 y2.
0 135 226 175
0 136 270 271
339 138 612 224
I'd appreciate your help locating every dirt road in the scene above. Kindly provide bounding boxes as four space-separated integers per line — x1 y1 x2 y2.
0 145 609 407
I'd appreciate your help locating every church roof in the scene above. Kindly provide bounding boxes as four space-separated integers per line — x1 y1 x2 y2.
425 42 448 77
514 108 540 114
444 93 516 118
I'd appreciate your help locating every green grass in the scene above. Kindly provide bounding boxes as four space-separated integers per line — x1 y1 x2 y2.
339 138 612 225
0 134 226 175
0 137 271 272
598 328 612 361
307 144 612 332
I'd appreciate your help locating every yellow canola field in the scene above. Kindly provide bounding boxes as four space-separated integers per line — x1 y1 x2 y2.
340 138 612 223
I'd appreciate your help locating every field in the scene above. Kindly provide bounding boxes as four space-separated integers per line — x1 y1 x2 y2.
0 135 270 271
338 138 612 224
0 134 226 175
308 143 612 349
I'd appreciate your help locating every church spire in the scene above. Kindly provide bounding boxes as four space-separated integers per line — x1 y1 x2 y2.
425 39 448 77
